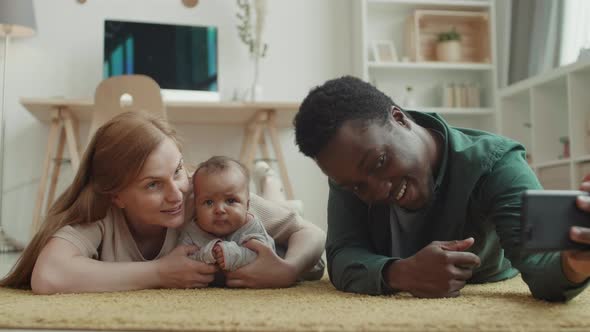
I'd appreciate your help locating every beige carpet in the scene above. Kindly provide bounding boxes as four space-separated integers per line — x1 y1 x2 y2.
0 275 589 332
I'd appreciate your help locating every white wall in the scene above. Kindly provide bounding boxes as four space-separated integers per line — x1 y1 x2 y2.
2 0 354 244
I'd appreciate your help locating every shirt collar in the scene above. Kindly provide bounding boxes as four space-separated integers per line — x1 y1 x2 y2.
405 110 449 192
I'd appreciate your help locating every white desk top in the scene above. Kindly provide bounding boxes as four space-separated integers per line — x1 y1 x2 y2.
20 97 300 127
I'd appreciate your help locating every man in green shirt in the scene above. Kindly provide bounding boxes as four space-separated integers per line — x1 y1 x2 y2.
293 76 590 301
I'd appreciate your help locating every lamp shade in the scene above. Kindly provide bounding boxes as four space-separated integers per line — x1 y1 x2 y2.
0 0 36 37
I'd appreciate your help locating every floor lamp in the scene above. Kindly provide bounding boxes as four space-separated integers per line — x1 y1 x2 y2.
0 0 36 253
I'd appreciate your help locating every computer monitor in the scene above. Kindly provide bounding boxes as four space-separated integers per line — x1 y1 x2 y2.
103 19 219 101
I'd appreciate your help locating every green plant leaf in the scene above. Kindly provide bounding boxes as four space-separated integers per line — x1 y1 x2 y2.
438 27 461 42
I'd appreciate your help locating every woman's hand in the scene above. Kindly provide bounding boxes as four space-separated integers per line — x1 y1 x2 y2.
562 175 590 283
224 240 297 288
155 244 218 289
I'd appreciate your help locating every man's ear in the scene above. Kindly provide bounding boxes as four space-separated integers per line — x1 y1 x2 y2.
390 106 407 126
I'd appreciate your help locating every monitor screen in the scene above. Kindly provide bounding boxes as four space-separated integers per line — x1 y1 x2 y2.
103 20 218 100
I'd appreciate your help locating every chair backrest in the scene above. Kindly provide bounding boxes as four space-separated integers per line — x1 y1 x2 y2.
89 75 166 137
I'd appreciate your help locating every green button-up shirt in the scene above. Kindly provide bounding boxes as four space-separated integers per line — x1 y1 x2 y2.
326 111 588 301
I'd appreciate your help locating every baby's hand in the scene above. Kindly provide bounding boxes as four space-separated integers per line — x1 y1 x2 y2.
213 242 226 270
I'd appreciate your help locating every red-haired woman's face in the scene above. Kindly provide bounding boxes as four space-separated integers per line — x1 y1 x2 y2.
113 137 190 233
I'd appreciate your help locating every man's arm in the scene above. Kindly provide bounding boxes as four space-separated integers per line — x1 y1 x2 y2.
328 181 481 297
480 147 589 301
326 181 396 295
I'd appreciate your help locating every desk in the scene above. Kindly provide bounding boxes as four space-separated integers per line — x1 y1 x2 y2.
20 97 299 233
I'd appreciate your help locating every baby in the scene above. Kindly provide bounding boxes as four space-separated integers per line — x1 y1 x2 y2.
179 156 275 272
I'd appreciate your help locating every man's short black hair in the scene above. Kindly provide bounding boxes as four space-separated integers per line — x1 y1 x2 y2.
294 75 402 158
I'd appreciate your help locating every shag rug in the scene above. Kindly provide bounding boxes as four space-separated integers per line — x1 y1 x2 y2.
1 275 590 332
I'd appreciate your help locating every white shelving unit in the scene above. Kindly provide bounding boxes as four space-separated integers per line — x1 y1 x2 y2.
499 59 590 189
352 0 498 132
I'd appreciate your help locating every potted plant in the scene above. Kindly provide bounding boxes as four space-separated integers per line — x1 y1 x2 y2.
436 27 462 62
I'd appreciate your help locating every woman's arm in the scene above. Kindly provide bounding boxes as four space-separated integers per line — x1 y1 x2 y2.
31 238 217 294
225 200 326 288
281 220 326 276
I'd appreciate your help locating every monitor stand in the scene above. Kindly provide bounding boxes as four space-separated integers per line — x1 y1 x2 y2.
160 89 220 102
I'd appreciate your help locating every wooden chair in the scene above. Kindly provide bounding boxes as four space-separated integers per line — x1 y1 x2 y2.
89 74 166 137
32 75 165 234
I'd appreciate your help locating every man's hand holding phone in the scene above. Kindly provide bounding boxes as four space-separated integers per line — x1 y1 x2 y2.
562 175 590 283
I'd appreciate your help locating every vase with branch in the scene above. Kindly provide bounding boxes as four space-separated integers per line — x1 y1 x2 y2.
236 0 268 101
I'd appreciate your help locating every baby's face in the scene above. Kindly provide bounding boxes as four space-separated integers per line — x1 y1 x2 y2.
194 167 249 237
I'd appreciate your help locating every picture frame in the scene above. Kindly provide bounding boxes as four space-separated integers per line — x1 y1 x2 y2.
372 40 398 63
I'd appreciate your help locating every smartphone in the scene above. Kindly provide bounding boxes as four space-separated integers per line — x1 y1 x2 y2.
521 190 590 252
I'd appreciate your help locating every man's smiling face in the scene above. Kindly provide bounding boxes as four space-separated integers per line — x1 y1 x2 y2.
316 108 434 210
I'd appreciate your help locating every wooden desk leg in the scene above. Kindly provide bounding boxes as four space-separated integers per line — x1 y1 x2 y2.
240 111 267 172
259 134 271 161
32 111 61 234
245 122 263 173
267 111 295 200
62 109 81 170
72 113 80 153
45 127 66 212
239 126 253 163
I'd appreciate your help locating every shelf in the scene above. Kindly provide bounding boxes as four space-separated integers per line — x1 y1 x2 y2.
537 162 572 190
530 82 569 165
536 76 567 92
499 60 590 190
499 94 531 153
499 88 529 101
360 0 497 132
574 160 590 184
568 71 590 158
499 58 590 98
368 61 493 70
534 159 571 169
367 0 491 9
574 155 590 163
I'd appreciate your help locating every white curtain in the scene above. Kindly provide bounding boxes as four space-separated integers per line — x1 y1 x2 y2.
560 0 590 66
508 0 563 84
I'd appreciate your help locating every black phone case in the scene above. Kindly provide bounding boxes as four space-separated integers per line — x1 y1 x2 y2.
521 190 590 252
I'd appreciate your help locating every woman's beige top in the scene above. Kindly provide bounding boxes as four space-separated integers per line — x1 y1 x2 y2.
52 193 304 261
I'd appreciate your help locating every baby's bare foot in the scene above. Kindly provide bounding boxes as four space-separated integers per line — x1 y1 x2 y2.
213 243 226 270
